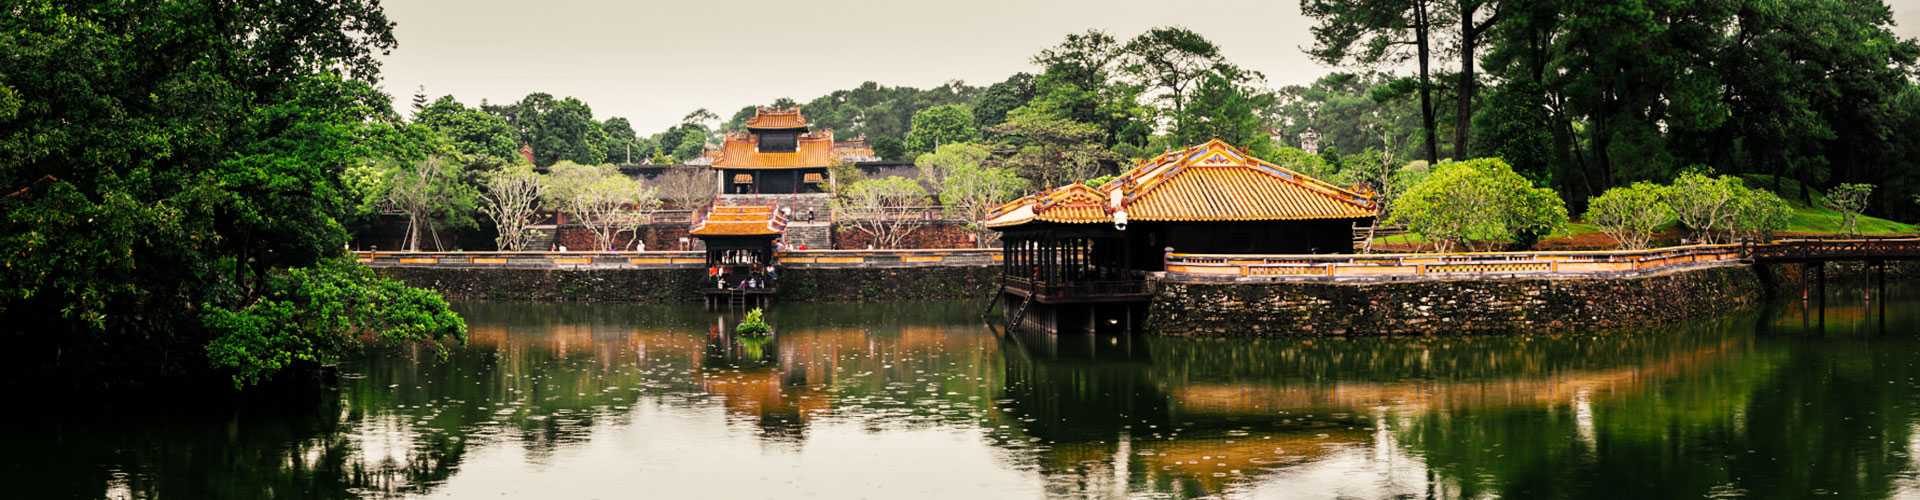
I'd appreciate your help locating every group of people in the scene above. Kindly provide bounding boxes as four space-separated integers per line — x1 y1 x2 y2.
710 264 777 291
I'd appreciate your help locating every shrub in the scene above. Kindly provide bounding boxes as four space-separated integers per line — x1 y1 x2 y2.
1664 172 1742 243
1389 158 1568 252
735 308 772 336
1588 182 1675 249
1728 187 1792 242
1825 183 1875 236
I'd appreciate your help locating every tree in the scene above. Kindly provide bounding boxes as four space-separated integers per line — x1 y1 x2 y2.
903 104 980 155
202 258 465 388
914 142 993 190
940 163 1029 248
989 113 1119 188
1729 188 1792 242
0 0 464 389
415 96 519 166
833 177 933 249
1173 66 1278 156
1826 183 1875 236
973 73 1036 129
491 94 608 166
1390 158 1567 251
1664 172 1743 244
656 166 717 209
542 163 659 251
1303 0 1444 163
1587 182 1674 250
383 153 478 251
479 164 545 251
1121 27 1228 121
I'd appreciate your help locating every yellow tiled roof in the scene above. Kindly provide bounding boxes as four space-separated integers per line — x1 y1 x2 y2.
712 131 839 169
744 108 808 129
987 139 1376 229
691 205 787 237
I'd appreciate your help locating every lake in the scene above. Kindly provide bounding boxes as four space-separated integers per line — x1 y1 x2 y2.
10 278 1920 499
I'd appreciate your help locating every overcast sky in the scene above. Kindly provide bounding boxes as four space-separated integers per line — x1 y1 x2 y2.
378 0 1920 134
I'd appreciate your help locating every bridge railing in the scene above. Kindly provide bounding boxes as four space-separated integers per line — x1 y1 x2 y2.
1164 244 1751 281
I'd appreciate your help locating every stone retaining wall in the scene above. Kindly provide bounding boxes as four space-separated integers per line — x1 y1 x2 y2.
1146 263 1766 337
375 263 997 303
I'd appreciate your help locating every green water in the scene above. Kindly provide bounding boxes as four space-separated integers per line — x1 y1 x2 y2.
10 280 1920 499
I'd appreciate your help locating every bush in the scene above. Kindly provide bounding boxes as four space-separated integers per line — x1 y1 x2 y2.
1825 183 1875 236
1664 172 1742 243
202 258 467 388
1729 187 1792 242
1588 182 1675 249
735 308 772 336
1389 158 1568 252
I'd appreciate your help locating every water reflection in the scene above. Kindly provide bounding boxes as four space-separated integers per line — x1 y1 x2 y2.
9 279 1920 498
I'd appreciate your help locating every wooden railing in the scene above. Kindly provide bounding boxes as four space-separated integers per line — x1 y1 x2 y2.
1163 244 1751 281
1750 237 1920 262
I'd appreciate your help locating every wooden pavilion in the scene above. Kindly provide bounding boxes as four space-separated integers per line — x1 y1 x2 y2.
984 139 1377 332
691 205 787 308
708 108 872 195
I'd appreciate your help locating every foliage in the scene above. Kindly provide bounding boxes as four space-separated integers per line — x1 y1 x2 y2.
1275 73 1423 162
203 258 465 388
832 177 932 249
479 164 545 251
1267 146 1337 181
734 308 771 336
541 163 659 251
1173 66 1278 156
1120 26 1228 120
1824 183 1875 236
973 73 1036 129
1587 183 1675 250
1390 158 1568 252
376 132 480 251
939 160 1029 247
1665 173 1745 244
655 166 716 210
415 96 520 167
903 104 979 155
988 113 1119 188
915 142 993 189
0 0 466 389
487 94 608 166
1300 0 1444 163
1729 188 1793 242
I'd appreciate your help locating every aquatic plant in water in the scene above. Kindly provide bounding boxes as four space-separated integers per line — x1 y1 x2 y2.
736 308 772 336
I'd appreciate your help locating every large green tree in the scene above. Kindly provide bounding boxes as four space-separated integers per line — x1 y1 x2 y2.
903 104 980 155
0 0 464 390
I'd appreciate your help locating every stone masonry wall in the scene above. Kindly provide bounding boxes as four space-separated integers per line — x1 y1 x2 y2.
378 267 709 303
375 264 997 303
1147 264 1766 337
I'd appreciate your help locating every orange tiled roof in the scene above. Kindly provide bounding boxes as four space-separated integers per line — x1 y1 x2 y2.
744 108 809 130
987 139 1375 229
712 130 840 169
691 205 787 237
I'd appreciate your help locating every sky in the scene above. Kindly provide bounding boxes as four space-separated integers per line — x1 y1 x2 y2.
378 0 1920 134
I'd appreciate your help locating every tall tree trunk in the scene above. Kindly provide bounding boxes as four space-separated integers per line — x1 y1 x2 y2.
1454 1 1480 160
1415 0 1440 164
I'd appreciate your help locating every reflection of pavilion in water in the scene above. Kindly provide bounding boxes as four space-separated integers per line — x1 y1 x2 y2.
990 319 1763 498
